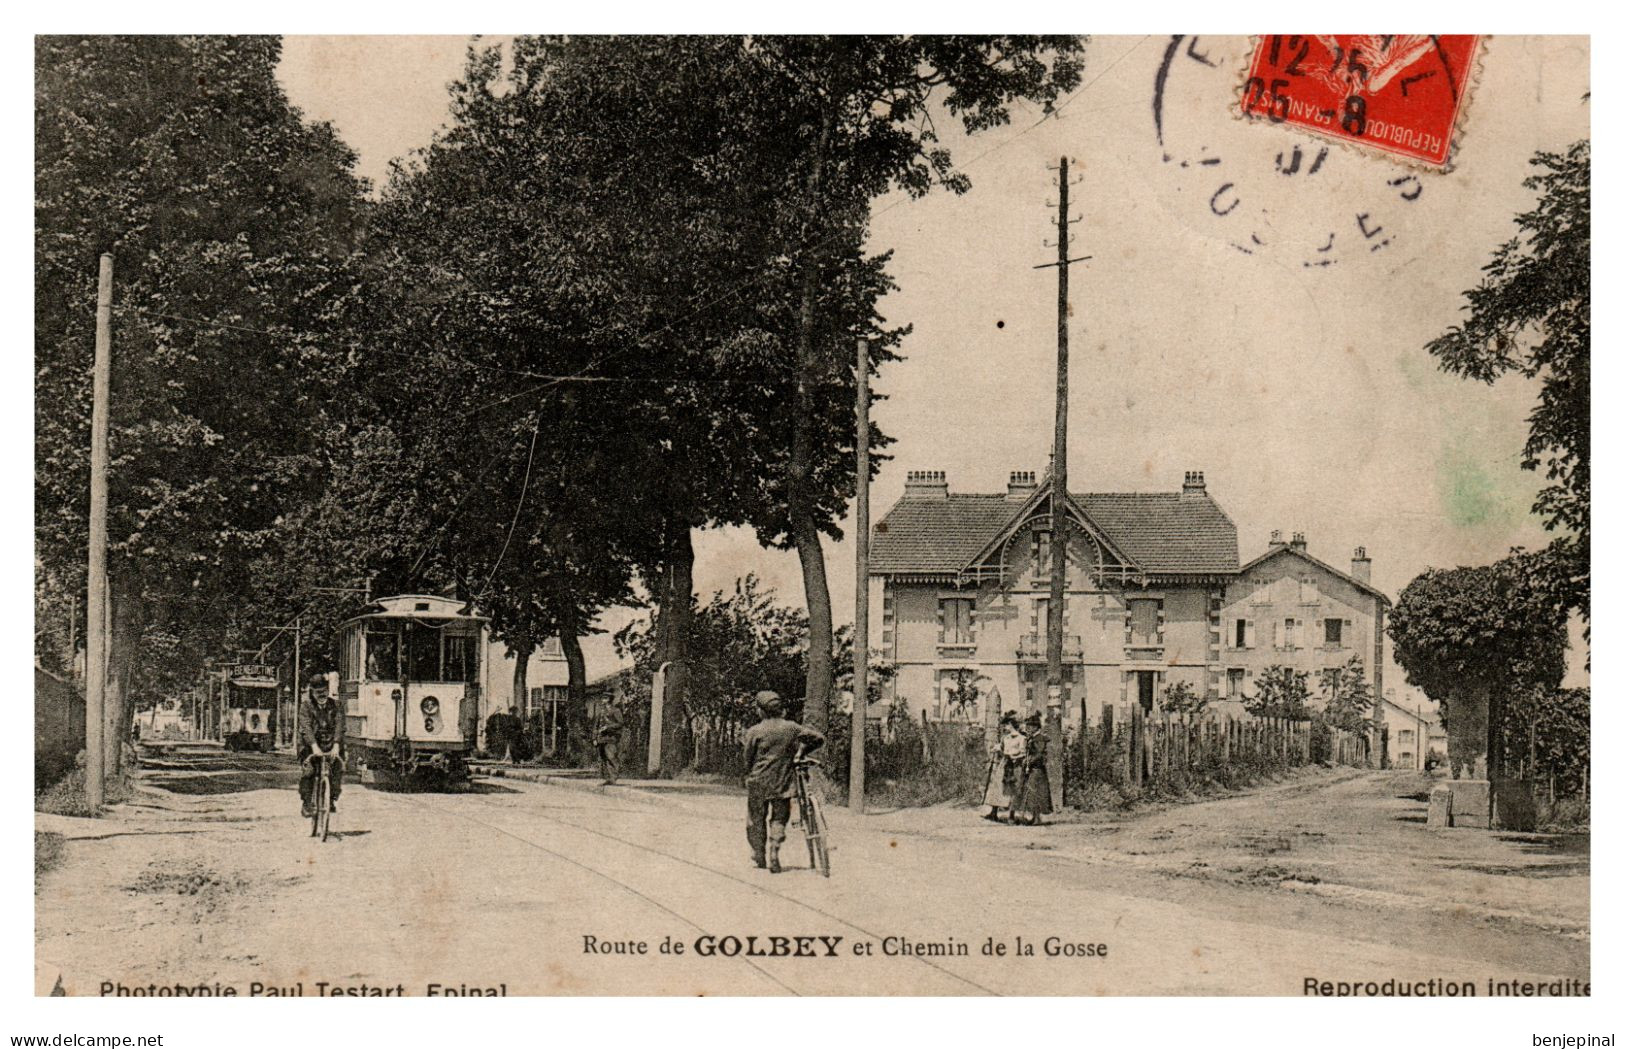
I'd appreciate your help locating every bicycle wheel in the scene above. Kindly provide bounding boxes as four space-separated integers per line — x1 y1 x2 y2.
804 791 831 878
315 768 332 842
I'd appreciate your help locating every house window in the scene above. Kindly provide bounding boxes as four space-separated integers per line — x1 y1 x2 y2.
1226 668 1245 697
526 685 568 717
541 637 563 657
1398 729 1415 746
1034 530 1053 573
1283 618 1298 650
1231 619 1251 649
1129 599 1159 645
939 597 975 645
1324 618 1343 647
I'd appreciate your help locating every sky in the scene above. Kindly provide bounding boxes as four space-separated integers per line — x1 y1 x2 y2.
275 35 1591 687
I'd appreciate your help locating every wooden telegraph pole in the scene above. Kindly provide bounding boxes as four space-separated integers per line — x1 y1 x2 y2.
1035 158 1090 808
850 338 870 812
290 614 301 749
84 253 114 811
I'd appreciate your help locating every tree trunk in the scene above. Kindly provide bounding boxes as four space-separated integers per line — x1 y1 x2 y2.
658 521 694 775
786 106 837 735
792 511 833 732
104 578 140 780
511 638 533 722
560 622 589 763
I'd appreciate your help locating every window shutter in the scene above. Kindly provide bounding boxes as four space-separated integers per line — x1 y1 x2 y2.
1156 600 1166 645
936 600 945 644
1270 620 1279 649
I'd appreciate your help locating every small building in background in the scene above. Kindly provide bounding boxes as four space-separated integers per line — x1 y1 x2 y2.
1380 691 1437 771
1219 533 1390 715
482 636 571 753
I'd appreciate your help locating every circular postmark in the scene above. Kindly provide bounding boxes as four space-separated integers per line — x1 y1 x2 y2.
1149 34 1470 269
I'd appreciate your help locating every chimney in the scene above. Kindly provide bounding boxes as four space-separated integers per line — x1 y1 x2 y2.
903 469 949 499
1007 470 1038 501
1351 546 1372 584
1181 470 1206 497
1290 531 1307 552
1268 529 1287 551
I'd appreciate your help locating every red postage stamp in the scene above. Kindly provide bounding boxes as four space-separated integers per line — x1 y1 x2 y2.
1238 35 1482 168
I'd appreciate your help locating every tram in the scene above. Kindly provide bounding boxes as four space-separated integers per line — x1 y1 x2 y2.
336 594 485 784
222 663 279 752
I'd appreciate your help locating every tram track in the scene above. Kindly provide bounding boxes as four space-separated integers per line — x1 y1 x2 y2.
385 779 1000 996
148 751 998 994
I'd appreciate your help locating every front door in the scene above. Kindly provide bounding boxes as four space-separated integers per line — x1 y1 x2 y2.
1137 671 1156 713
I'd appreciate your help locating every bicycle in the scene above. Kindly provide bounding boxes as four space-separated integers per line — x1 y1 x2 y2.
305 745 342 842
791 756 831 878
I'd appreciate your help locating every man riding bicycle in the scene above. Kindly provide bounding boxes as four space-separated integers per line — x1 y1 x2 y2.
298 673 345 819
741 690 825 873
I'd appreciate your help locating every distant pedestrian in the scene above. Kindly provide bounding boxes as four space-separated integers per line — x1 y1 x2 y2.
981 710 1023 822
742 691 825 873
486 708 512 762
1012 713 1053 826
595 696 625 785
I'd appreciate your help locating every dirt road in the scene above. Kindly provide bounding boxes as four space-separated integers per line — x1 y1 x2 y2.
35 748 1589 996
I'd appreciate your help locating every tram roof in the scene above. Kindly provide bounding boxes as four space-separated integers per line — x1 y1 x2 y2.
339 593 487 628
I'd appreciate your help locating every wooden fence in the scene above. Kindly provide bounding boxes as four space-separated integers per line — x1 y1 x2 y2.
1091 705 1370 792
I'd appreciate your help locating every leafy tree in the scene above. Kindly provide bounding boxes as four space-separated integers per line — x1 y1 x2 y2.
1426 140 1589 625
737 36 1087 731
35 36 366 776
615 575 811 755
943 670 981 722
833 624 898 712
1243 665 1311 721
1317 655 1375 733
1161 679 1209 718
1388 558 1567 779
1501 685 1589 800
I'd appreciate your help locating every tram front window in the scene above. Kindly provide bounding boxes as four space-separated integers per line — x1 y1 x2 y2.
443 635 474 683
365 632 398 679
408 623 443 682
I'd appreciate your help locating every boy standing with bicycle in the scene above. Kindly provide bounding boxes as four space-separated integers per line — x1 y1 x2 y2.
297 673 345 819
742 691 825 873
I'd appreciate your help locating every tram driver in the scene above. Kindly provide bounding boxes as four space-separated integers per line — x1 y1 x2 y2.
298 672 346 819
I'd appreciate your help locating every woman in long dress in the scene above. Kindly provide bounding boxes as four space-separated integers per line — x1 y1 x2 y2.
1013 713 1054 826
981 710 1023 821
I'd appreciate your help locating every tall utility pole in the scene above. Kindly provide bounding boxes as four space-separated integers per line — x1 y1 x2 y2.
84 253 113 810
1035 158 1090 807
290 614 301 750
850 338 870 813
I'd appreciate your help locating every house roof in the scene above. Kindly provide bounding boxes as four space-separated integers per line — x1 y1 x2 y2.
871 487 1239 578
1238 545 1391 605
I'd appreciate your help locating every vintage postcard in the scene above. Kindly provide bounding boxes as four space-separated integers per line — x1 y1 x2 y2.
34 34 1590 1001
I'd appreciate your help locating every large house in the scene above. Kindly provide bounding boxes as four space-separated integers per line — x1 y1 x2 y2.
870 468 1390 731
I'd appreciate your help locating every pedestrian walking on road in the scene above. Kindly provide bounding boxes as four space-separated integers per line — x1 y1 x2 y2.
742 690 825 873
595 696 625 785
1012 713 1053 826
981 710 1023 822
